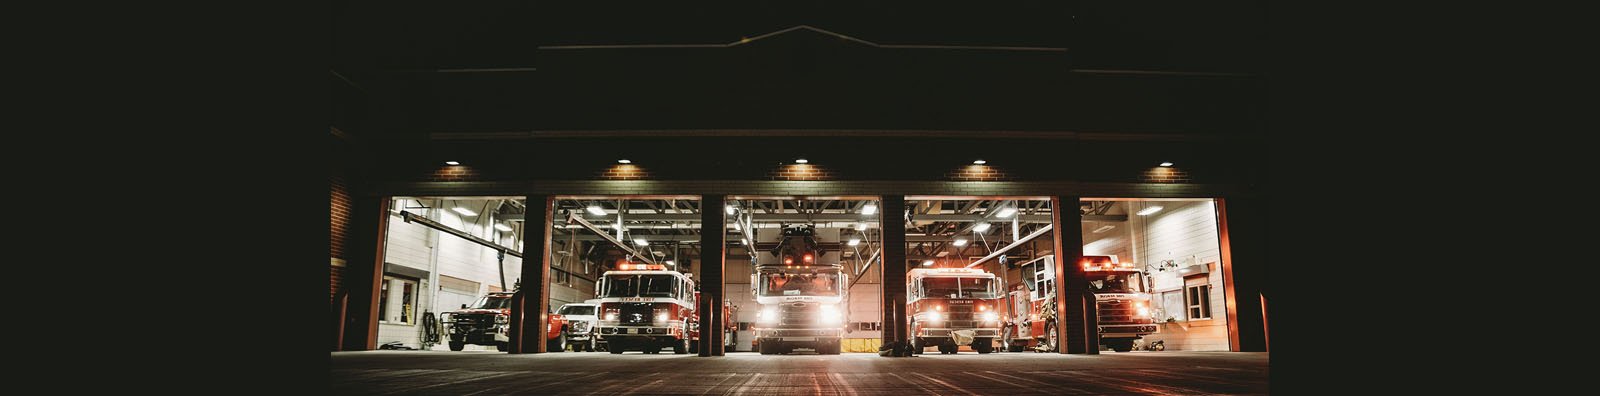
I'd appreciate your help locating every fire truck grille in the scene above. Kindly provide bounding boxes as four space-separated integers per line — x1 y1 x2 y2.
778 303 820 326
620 303 653 325
1096 301 1147 325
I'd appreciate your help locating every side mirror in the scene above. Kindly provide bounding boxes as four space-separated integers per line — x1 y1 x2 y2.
461 304 468 309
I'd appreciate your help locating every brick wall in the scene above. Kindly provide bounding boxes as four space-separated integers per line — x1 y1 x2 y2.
598 164 651 180
1141 166 1191 183
429 164 484 181
330 261 345 304
331 173 352 304
769 164 834 180
947 164 1011 181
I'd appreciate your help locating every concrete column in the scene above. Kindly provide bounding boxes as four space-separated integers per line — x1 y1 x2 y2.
699 195 726 357
339 195 389 351
511 195 554 353
1052 196 1094 354
1217 198 1268 352
879 196 908 356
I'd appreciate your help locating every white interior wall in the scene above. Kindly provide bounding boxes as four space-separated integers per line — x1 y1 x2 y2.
1135 200 1229 351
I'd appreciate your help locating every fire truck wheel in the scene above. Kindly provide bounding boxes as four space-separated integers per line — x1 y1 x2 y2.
974 338 994 354
911 338 924 355
496 342 509 352
689 339 700 354
1043 321 1059 353
674 338 689 354
584 338 596 352
449 341 465 351
937 341 957 354
759 341 777 355
644 344 661 354
608 340 625 354
1110 340 1134 352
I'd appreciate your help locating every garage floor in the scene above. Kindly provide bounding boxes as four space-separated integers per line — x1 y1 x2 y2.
331 351 1267 395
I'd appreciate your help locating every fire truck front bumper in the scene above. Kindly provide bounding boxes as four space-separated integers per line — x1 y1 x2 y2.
916 327 1001 338
1098 324 1159 338
754 328 843 342
598 326 680 338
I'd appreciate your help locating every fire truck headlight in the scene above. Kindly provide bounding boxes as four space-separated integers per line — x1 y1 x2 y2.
1137 307 1150 316
927 311 942 322
604 308 619 321
820 305 842 324
981 312 998 322
496 315 508 324
758 307 777 323
656 313 668 323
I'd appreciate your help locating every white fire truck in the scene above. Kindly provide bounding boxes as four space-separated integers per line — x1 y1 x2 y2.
907 267 1005 354
1001 255 1157 352
751 225 848 355
595 263 699 354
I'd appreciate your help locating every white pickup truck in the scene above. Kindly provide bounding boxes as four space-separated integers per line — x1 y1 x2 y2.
557 300 601 352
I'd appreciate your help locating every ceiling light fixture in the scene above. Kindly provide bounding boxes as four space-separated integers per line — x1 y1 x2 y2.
452 207 477 216
953 238 968 247
856 223 868 231
996 207 1017 218
618 159 632 164
1092 225 1115 234
922 260 934 267
725 205 736 215
494 224 513 232
936 251 949 257
665 260 675 266
973 222 991 233
973 159 987 165
586 205 606 216
795 158 809 164
848 238 860 246
634 238 649 246
1137 206 1164 216
861 204 878 215
1159 162 1173 167
444 161 460 166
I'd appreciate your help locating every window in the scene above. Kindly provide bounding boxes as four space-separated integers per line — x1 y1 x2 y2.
381 276 419 325
854 322 882 331
1185 284 1212 320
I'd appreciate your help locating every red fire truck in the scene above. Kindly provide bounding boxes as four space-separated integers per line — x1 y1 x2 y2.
595 263 699 354
1000 255 1157 352
907 267 1005 354
687 295 738 353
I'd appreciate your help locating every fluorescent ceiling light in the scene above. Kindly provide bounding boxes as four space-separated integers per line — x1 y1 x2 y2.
586 205 606 216
953 239 968 247
936 251 949 257
856 223 868 231
795 158 809 164
922 260 934 267
1159 162 1173 167
1092 225 1115 234
1137 206 1164 216
733 222 742 231
973 223 991 232
973 159 986 165
633 238 648 246
725 205 736 215
665 260 675 265
444 161 460 165
861 204 877 215
847 238 860 246
494 224 513 232
618 159 631 164
452 207 477 216
996 207 1017 218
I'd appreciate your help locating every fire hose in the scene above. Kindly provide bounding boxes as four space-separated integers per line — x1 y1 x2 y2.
421 312 441 348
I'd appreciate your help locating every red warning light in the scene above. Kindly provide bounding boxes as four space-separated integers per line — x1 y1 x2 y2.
784 257 794 265
803 254 813 263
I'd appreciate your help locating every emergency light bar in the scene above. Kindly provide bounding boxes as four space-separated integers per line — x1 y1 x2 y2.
617 263 668 271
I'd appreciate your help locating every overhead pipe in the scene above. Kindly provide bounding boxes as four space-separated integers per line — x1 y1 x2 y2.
964 224 1053 269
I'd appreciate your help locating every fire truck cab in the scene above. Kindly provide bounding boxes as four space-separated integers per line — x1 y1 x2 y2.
907 267 1005 354
1081 255 1158 352
595 263 699 354
750 225 848 355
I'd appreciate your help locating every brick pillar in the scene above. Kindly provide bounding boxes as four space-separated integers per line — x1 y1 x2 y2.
1217 198 1268 352
879 196 909 356
1053 196 1094 354
511 195 554 353
699 195 726 357
339 195 389 351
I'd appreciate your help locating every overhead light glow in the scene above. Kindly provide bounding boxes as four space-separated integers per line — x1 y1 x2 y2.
996 207 1017 218
612 222 622 230
973 159 987 165
444 161 460 166
452 207 477 216
586 205 606 216
725 205 736 215
1159 162 1173 167
953 239 968 247
861 204 877 215
1092 225 1115 234
665 260 675 266
973 222 991 232
633 238 649 246
847 238 860 246
795 158 809 164
1137 206 1164 216
856 223 868 231
494 224 513 232
618 159 632 164
922 260 934 267
936 251 949 257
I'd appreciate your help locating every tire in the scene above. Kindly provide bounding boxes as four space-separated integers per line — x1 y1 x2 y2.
496 342 509 352
689 339 700 354
674 338 689 354
974 337 994 354
586 338 596 352
911 337 924 355
449 341 465 351
548 333 567 352
759 340 777 355
1043 321 1058 353
644 343 661 354
1111 340 1134 352
609 339 626 354
937 340 957 354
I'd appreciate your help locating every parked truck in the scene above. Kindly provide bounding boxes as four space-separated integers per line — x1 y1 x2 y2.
907 267 1005 354
442 292 568 352
751 225 848 355
556 301 600 352
595 263 699 354
1000 255 1157 352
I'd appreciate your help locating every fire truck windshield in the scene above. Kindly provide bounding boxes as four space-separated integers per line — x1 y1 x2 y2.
602 274 680 298
1087 272 1145 293
758 272 842 297
470 296 511 310
919 277 999 299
